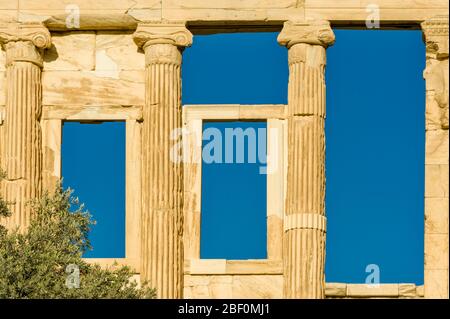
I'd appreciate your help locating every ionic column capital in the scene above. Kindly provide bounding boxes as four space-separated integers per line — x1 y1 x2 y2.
133 22 193 49
133 22 193 65
278 20 335 49
421 15 449 59
0 22 51 68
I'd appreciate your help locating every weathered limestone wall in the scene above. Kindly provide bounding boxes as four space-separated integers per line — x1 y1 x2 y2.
42 31 144 107
326 283 424 299
10 31 145 129
39 31 145 192
184 277 425 299
184 275 283 299
422 15 449 299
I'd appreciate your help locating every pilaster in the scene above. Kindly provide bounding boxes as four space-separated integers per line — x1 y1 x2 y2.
421 15 449 299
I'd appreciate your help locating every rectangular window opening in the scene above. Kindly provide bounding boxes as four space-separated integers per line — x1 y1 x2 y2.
200 121 268 260
61 121 126 258
182 32 288 105
325 30 425 284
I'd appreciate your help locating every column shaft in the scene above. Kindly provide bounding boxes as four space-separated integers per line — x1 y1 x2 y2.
278 21 334 299
133 23 192 299
143 44 183 298
3 59 42 230
0 25 51 232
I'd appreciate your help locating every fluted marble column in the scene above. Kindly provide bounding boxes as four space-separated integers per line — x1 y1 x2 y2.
133 23 192 299
0 23 51 232
421 15 449 299
278 21 335 299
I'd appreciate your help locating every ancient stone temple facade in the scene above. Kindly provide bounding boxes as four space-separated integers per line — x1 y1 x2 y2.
0 1 448 299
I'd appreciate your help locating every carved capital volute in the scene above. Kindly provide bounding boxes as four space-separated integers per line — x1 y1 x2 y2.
422 15 449 60
278 20 335 49
133 22 193 65
0 22 52 68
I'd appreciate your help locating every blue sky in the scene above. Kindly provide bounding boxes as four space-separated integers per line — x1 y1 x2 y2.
62 121 126 258
200 121 267 259
324 30 425 284
62 30 425 284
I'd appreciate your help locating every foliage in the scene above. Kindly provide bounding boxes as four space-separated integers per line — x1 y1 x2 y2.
0 174 155 299
0 170 10 238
